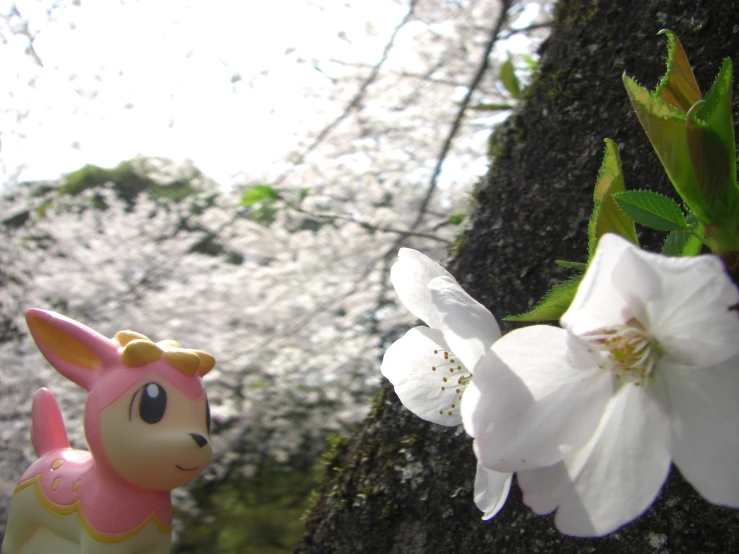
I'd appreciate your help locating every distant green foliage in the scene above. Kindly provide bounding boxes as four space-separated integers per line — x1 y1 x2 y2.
238 184 283 226
248 205 280 226
522 54 539 71
500 57 522 99
174 463 321 554
2 210 30 228
448 213 465 225
470 103 516 111
60 160 201 204
188 233 245 265
241 184 280 207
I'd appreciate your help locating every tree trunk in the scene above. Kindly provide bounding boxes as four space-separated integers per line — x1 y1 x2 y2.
299 0 739 551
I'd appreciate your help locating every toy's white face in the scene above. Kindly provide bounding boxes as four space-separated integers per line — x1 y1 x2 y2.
99 377 212 491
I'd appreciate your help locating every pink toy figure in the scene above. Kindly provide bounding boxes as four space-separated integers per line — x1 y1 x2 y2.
2 309 214 554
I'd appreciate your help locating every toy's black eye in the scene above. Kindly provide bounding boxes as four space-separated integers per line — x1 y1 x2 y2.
205 396 211 434
139 382 167 424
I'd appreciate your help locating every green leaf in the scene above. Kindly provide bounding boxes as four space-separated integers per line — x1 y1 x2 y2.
686 59 737 223
588 139 639 259
505 274 582 322
662 228 690 256
701 58 735 162
522 54 539 71
613 190 687 231
655 30 702 112
662 210 701 256
247 205 279 226
500 58 521 99
683 213 704 256
554 260 587 271
686 101 734 224
241 185 279 207
470 103 516 111
449 213 465 225
682 234 703 255
623 75 709 221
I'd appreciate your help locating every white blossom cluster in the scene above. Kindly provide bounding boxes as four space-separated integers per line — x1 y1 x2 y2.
382 235 739 536
0 181 442 532
0 0 551 539
0 184 391 461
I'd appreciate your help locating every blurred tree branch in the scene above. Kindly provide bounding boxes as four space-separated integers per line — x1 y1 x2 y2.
272 0 420 187
356 0 516 339
498 20 552 40
407 0 514 234
1 4 44 67
286 203 452 244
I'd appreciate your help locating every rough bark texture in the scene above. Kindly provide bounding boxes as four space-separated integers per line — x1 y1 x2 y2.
298 0 739 552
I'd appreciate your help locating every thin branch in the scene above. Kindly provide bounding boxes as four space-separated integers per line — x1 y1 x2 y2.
271 0 419 187
287 203 451 244
498 21 552 40
203 0 422 247
2 5 44 67
87 0 509 361
327 58 466 87
371 0 515 323
406 0 513 234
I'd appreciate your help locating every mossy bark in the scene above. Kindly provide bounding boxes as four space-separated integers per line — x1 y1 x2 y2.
299 0 739 551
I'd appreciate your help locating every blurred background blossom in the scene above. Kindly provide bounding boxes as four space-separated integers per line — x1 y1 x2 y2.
0 0 550 550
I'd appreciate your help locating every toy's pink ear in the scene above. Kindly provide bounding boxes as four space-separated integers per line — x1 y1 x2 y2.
25 309 120 391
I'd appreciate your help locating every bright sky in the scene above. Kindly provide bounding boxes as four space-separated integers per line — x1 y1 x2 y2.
0 0 539 191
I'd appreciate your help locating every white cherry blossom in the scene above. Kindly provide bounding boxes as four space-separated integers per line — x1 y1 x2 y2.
462 233 739 536
382 248 500 425
474 464 513 520
381 248 510 519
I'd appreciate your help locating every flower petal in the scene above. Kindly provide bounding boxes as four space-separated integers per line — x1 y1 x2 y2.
391 248 454 328
474 463 513 520
462 325 612 472
518 462 570 515
381 326 465 426
520 382 671 537
429 276 501 371
566 234 739 368
637 252 739 368
562 233 635 336
610 241 662 323
662 356 739 506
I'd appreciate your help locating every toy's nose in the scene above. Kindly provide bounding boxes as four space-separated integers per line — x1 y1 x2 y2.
190 433 208 448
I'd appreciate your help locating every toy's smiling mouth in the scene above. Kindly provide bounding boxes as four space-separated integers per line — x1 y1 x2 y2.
176 464 199 471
